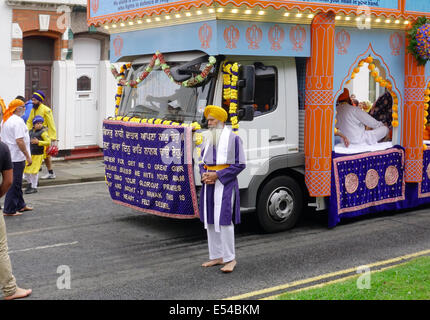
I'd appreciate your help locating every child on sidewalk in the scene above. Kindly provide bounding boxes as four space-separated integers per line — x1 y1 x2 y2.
24 116 51 194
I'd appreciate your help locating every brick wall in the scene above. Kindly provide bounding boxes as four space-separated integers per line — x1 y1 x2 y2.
12 9 69 61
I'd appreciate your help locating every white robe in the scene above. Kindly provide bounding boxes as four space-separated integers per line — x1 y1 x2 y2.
336 102 388 145
199 127 246 232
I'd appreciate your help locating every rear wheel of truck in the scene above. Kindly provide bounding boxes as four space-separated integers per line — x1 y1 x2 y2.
256 175 303 233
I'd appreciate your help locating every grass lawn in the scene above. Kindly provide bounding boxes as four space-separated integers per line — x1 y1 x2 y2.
277 256 430 300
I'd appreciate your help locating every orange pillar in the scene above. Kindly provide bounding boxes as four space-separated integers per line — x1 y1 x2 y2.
304 12 335 197
403 37 425 182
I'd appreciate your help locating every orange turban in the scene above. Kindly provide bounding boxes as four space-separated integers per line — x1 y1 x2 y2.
204 105 228 122
2 99 25 123
338 88 352 104
0 98 6 115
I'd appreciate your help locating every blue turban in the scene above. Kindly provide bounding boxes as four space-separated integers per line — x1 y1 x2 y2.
32 115 44 125
32 90 45 102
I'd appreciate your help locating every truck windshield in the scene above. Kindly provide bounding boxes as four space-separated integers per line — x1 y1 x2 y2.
118 61 215 123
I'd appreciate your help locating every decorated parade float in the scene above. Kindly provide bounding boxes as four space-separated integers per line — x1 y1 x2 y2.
88 0 430 232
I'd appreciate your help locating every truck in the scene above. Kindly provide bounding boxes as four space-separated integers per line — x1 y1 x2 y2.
89 0 430 232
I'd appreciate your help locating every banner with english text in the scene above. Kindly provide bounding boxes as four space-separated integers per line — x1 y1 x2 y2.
102 120 199 219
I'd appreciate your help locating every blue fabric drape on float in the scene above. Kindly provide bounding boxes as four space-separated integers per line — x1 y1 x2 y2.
403 147 430 208
102 120 199 219
329 146 406 228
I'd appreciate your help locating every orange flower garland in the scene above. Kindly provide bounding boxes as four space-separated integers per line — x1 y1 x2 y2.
348 55 399 128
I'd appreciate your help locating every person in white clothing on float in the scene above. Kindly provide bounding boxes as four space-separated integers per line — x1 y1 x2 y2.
335 88 389 147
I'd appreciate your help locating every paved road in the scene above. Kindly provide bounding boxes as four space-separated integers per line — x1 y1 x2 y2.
3 181 430 300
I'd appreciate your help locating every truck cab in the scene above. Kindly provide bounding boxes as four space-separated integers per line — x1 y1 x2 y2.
115 52 306 232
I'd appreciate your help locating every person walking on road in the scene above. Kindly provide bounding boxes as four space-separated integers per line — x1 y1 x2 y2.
1 99 33 216
24 116 51 194
0 140 32 300
199 105 246 273
26 91 57 180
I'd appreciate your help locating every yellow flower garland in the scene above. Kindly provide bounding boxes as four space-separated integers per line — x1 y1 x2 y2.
222 61 240 133
113 63 132 116
111 116 200 131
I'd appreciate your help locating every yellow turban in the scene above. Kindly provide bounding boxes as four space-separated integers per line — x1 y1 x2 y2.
204 105 228 122
2 99 25 123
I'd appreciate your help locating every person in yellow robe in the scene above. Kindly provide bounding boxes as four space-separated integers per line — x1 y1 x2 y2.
26 91 57 179
23 116 51 194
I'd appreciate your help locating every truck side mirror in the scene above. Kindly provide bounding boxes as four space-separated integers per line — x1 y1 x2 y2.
170 55 213 82
238 104 254 121
237 65 255 122
239 65 255 104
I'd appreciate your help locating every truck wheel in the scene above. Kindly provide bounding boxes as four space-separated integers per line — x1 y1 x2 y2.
256 176 303 233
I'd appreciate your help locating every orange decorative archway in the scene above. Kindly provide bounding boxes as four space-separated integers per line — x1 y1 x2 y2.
304 12 335 197
335 46 403 143
335 45 402 105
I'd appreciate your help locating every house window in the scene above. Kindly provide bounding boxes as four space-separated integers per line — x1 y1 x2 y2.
77 76 91 91
23 36 54 61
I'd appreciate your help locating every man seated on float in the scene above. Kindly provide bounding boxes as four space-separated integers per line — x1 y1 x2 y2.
166 100 184 122
335 88 388 147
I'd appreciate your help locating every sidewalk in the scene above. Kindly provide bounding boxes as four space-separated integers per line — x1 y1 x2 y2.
28 157 106 187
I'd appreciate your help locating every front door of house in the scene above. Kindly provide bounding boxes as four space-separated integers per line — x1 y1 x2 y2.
73 38 101 147
74 66 99 146
24 36 54 107
25 64 52 107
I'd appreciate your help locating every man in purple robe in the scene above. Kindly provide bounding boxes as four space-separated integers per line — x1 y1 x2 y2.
199 105 246 273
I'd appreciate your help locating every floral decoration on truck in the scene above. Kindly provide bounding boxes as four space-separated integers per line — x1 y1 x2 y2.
407 16 430 66
110 51 216 88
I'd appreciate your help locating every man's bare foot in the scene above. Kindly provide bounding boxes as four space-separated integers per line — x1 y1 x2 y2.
4 287 32 300
3 212 23 216
18 206 33 212
221 260 236 273
202 258 224 267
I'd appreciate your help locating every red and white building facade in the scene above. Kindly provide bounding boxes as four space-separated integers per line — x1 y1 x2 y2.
1 0 117 153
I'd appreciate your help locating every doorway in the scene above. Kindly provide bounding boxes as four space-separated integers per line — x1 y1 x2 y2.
24 36 54 106
74 67 99 146
73 38 101 147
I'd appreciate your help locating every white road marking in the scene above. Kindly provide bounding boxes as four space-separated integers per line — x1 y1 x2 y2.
8 241 79 254
8 226 66 236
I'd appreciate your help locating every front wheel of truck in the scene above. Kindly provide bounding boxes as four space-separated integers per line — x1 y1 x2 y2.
256 175 303 233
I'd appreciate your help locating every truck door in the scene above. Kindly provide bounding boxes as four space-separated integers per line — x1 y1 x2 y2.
238 58 302 233
233 58 299 188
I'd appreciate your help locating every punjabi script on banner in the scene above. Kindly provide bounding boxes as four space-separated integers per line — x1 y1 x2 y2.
102 120 199 219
